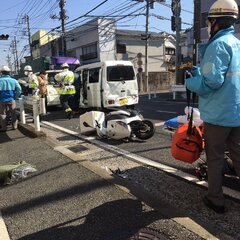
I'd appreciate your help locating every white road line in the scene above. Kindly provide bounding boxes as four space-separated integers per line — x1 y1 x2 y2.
154 122 165 127
0 212 10 240
156 110 177 114
41 121 240 201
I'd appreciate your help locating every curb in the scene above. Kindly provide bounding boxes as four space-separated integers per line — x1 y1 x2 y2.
18 123 46 138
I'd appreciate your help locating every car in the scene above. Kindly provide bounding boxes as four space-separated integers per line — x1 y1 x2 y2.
35 70 62 107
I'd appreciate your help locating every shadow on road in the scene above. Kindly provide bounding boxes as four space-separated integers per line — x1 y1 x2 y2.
18 199 163 240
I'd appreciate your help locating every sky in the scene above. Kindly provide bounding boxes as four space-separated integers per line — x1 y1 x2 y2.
0 0 194 67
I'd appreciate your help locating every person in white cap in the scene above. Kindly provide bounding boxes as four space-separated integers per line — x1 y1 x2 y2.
186 0 240 214
55 62 75 119
0 66 22 131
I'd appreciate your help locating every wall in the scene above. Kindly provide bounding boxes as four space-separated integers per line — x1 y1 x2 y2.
67 18 116 64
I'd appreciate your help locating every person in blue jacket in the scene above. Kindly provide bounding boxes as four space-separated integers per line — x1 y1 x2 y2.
0 66 22 131
186 0 240 214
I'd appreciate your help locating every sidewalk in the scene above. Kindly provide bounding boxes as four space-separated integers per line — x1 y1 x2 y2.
0 125 239 239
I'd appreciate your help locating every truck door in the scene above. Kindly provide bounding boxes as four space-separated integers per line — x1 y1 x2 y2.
102 64 138 107
81 70 88 106
87 67 101 108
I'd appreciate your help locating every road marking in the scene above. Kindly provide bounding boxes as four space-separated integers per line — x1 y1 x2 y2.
0 212 10 240
156 110 177 114
41 120 240 201
154 122 165 127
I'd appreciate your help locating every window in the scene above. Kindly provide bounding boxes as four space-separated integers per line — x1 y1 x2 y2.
107 66 135 82
89 68 100 83
81 43 98 60
165 48 175 55
116 43 126 54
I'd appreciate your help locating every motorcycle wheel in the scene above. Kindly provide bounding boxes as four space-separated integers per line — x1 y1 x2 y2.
134 120 155 140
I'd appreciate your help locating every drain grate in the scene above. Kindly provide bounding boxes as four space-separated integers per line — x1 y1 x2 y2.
68 144 89 153
104 227 168 240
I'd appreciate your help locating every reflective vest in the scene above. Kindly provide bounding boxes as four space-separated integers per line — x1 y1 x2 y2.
55 70 76 95
28 73 38 89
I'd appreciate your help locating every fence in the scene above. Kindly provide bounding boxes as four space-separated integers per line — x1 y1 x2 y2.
18 96 46 132
137 71 175 94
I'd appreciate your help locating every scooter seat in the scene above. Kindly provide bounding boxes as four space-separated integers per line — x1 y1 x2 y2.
107 110 131 116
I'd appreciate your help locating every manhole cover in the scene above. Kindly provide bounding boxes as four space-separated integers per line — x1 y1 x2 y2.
68 144 89 153
104 227 168 240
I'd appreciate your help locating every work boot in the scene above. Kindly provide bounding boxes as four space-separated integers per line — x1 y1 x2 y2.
65 108 72 120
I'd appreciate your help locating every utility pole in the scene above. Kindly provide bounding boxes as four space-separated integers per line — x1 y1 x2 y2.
145 0 150 99
193 0 201 66
135 0 165 99
12 37 19 75
6 54 12 72
59 0 67 56
171 0 181 84
24 15 33 61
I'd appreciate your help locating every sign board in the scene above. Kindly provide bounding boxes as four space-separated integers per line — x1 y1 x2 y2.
137 52 143 58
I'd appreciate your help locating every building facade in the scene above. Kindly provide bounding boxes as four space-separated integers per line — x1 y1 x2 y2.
30 18 176 90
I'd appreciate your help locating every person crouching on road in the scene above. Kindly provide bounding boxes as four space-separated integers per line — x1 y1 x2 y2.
186 0 240 214
0 66 22 132
54 63 75 119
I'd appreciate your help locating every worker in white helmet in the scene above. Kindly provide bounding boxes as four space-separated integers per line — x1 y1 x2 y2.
22 65 38 96
186 0 240 214
0 66 22 131
55 62 75 119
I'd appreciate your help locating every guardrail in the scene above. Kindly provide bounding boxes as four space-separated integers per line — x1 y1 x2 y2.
170 85 186 100
18 96 46 132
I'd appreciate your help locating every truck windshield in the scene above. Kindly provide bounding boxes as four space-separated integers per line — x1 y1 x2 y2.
107 66 135 82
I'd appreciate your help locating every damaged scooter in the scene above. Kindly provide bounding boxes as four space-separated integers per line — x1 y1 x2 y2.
80 109 155 141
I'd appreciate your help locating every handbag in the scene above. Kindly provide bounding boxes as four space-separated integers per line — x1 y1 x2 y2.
171 75 204 164
171 110 204 163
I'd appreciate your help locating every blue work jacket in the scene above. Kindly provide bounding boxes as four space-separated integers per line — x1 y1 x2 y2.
186 26 240 127
0 75 22 102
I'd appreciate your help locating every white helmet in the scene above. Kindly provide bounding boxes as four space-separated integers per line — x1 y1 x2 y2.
0 65 10 72
24 65 32 72
208 0 239 19
61 63 69 68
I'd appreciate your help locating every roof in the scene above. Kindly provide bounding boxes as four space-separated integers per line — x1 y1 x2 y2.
116 29 171 38
165 41 175 49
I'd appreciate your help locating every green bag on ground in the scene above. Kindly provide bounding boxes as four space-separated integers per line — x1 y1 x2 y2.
0 161 37 185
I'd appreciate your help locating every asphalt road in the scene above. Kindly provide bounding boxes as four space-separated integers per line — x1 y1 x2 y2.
41 92 240 193
1 93 239 240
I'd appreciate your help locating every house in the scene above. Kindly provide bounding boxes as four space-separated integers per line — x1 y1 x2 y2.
32 18 176 91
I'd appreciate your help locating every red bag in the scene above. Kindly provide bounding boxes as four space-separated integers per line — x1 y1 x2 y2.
171 109 204 164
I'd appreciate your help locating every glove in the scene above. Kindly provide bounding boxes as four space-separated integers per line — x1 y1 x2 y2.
192 66 201 76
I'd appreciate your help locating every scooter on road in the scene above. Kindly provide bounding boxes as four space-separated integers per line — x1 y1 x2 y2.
80 109 155 141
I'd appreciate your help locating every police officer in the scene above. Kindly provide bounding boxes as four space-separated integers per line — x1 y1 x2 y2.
0 66 22 131
186 0 240 213
55 63 75 119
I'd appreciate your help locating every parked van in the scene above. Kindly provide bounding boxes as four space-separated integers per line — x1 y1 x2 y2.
75 60 138 109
